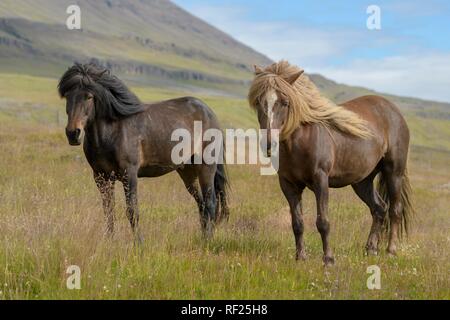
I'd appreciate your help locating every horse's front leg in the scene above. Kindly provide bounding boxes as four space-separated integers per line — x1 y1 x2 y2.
312 171 334 266
94 172 115 237
279 176 306 260
123 168 143 245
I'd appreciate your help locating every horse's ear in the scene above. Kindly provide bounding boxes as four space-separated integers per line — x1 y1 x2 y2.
254 65 264 75
285 69 304 85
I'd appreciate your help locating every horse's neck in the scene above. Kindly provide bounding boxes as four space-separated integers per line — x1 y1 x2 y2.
85 119 119 147
287 122 333 150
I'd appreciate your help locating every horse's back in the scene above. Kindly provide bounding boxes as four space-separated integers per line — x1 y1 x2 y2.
341 95 408 129
341 95 410 148
145 96 219 127
343 95 410 169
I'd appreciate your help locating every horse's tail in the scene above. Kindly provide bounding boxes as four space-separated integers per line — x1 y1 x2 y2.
214 150 230 224
377 167 414 238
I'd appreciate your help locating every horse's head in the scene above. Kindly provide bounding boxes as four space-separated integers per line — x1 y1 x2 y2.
58 63 144 146
250 64 304 157
63 88 96 145
256 88 286 157
58 64 99 146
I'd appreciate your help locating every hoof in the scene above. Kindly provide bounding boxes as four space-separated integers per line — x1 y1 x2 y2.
202 230 214 241
103 230 114 240
296 251 307 261
134 233 144 247
323 256 335 267
386 249 397 257
202 221 215 241
366 248 378 256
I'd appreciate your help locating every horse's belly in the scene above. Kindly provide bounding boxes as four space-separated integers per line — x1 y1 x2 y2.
329 154 381 187
137 165 177 177
328 174 369 188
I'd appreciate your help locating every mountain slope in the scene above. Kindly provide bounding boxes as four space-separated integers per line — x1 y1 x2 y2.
0 0 270 66
0 0 271 95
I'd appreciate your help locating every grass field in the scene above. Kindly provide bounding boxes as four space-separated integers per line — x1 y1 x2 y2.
0 73 449 299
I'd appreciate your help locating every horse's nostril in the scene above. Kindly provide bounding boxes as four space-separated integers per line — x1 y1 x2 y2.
66 128 82 145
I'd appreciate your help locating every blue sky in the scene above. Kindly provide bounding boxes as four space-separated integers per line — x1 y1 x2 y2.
173 0 450 102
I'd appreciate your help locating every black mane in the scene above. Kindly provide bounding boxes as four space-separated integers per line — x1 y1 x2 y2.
58 63 145 120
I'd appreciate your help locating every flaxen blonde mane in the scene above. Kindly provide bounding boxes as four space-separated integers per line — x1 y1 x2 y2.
248 60 373 140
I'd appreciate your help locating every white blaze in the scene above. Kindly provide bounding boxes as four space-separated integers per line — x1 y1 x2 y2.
266 89 278 127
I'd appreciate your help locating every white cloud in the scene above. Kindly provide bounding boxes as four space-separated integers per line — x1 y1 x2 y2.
189 4 364 65
385 0 449 16
239 23 363 65
316 53 450 102
179 2 450 102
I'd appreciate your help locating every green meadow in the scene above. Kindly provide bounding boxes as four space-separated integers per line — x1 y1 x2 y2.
0 73 448 299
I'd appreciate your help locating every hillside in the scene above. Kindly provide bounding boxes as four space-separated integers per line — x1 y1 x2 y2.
0 0 271 95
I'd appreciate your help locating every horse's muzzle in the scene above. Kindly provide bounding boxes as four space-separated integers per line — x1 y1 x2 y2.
262 141 277 158
66 128 83 146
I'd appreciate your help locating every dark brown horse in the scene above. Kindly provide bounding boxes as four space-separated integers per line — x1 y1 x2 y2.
58 63 229 241
249 61 413 265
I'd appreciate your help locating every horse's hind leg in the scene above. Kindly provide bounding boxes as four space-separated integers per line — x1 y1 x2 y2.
122 169 143 245
312 170 334 266
198 164 217 240
382 164 405 256
279 177 306 260
352 173 387 255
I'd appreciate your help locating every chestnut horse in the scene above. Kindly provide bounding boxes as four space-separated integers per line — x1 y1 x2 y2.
58 63 229 242
249 61 413 265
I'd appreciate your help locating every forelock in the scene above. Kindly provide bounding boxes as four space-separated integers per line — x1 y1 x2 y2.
57 63 108 97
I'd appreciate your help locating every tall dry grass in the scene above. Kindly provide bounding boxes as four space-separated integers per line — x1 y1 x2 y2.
0 121 448 299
